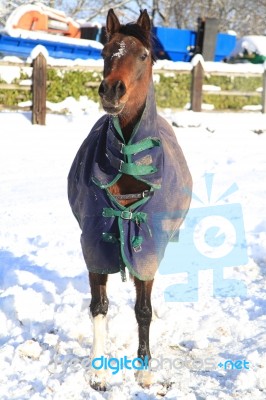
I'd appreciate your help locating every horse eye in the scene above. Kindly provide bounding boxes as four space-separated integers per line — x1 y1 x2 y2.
140 53 148 61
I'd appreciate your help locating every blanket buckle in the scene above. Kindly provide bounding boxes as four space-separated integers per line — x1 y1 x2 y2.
121 210 133 220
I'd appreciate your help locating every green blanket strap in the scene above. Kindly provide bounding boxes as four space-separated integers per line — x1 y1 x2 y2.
122 138 161 155
109 135 160 176
102 207 147 223
120 161 157 176
102 207 152 238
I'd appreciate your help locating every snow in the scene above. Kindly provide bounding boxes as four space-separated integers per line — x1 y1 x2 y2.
3 27 104 50
5 3 80 35
191 54 204 68
111 41 127 59
230 36 266 57
0 68 266 399
153 59 265 75
29 45 49 61
203 85 221 92
0 46 264 72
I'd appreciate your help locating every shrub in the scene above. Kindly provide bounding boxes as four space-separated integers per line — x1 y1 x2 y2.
0 69 263 111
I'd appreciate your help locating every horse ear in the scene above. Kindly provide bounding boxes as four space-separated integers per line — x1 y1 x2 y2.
136 9 151 32
106 9 121 40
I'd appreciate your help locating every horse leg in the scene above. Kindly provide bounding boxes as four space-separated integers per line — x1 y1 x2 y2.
88 272 109 391
134 277 154 387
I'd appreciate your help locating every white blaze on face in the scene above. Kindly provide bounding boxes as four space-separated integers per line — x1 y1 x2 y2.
144 48 150 56
111 41 127 59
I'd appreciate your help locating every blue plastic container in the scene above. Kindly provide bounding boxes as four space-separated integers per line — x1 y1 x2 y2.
0 29 237 62
215 33 236 61
0 33 102 60
153 27 196 62
153 26 236 62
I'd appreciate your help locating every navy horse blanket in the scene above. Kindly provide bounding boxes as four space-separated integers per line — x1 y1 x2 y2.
68 85 192 280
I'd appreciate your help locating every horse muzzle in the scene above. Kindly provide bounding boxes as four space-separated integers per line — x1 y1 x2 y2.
98 79 126 114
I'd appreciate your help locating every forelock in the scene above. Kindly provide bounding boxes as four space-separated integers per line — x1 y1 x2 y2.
116 22 156 63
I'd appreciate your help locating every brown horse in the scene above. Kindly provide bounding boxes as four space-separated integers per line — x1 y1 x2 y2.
68 9 192 390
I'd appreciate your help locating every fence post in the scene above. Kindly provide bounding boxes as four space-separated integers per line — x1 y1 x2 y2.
191 55 204 112
32 52 47 125
262 65 266 114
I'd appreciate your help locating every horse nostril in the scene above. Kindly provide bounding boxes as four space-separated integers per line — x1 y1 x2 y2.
98 80 108 98
114 80 126 99
99 79 126 101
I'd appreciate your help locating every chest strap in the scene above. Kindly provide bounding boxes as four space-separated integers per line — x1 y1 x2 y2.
102 208 147 222
107 149 157 176
113 190 153 201
111 135 161 155
107 136 160 177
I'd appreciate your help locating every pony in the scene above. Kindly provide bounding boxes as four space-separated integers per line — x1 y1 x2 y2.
68 9 192 390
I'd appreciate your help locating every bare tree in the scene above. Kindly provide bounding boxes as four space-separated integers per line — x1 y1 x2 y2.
0 0 133 26
53 0 134 22
0 0 51 27
1 0 265 35
152 0 266 36
134 0 266 35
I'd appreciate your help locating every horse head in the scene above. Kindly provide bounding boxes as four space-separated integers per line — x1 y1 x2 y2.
98 9 154 122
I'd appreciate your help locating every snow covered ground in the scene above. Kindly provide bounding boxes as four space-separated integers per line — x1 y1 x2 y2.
0 98 266 400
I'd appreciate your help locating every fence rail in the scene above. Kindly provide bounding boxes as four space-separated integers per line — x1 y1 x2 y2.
203 89 261 97
0 54 265 124
190 57 266 113
0 83 32 90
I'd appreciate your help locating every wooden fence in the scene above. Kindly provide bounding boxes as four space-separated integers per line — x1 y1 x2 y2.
0 53 265 124
191 58 266 113
0 54 103 125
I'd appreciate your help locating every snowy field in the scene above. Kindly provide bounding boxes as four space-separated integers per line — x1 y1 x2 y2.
0 94 266 400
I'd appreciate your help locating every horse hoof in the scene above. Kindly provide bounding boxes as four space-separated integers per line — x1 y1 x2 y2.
86 371 107 391
135 370 153 387
90 380 107 391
